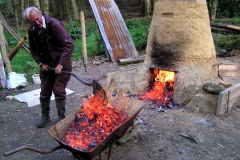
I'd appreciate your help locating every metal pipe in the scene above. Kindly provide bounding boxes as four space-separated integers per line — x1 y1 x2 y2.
49 67 93 86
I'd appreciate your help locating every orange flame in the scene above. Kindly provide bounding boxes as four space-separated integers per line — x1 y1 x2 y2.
138 69 174 104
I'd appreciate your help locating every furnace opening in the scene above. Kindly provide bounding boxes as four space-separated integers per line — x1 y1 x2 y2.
138 69 175 106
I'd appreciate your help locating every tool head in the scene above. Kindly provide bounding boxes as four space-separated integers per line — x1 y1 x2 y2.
92 79 108 103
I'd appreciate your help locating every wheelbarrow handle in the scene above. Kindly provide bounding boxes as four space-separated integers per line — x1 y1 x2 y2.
4 145 62 156
49 68 93 86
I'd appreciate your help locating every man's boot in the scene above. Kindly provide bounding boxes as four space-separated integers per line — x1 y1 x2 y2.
55 99 66 122
37 98 50 128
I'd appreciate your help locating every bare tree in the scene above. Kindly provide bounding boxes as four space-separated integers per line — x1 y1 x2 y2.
13 0 20 34
70 0 79 20
5 0 14 17
33 0 41 10
139 0 155 16
146 0 151 16
55 0 69 20
40 0 49 15
209 0 218 21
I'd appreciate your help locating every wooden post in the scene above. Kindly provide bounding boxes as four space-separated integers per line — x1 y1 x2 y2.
0 21 12 73
80 11 87 65
8 36 27 61
0 51 7 88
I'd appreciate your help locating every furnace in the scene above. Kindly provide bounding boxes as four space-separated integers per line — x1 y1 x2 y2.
105 0 219 113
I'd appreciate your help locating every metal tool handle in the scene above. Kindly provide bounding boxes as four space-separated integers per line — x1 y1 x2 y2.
49 68 93 86
61 70 93 86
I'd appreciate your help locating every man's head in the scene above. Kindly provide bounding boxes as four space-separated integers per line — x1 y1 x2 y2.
22 6 43 29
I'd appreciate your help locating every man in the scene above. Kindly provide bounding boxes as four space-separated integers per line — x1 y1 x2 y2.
22 6 74 128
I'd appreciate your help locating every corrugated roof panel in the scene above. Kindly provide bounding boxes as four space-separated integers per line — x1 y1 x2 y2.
89 0 139 62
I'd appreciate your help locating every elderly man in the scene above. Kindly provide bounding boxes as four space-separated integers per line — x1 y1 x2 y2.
22 6 74 128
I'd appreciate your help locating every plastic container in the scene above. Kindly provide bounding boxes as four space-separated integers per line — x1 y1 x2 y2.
32 74 41 84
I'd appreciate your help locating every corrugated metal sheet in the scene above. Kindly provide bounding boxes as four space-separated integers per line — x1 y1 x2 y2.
89 0 139 62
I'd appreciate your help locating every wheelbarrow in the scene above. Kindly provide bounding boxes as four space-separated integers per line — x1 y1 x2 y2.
4 70 145 160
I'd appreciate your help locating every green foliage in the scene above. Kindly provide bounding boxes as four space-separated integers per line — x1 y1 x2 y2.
6 16 236 77
212 17 240 51
216 1 240 18
126 18 151 49
9 49 35 73
212 33 240 51
7 16 240 77
213 17 240 26
202 82 223 94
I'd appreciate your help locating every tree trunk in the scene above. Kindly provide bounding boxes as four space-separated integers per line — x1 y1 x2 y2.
145 0 151 16
56 0 68 20
210 0 218 21
70 0 79 20
49 0 57 17
78 0 86 18
34 0 41 10
40 0 49 15
65 0 70 19
5 0 14 18
13 0 20 34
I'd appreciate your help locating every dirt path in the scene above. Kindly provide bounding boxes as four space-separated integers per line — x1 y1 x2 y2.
0 57 240 160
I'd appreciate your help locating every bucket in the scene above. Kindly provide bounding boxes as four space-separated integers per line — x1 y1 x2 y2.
32 74 41 84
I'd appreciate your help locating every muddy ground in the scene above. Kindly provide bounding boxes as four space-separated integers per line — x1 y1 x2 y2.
1 54 240 160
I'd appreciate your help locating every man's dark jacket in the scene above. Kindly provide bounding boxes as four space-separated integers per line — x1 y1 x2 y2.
27 14 74 71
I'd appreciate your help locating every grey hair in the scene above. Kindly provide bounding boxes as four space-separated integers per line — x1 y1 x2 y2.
22 6 41 22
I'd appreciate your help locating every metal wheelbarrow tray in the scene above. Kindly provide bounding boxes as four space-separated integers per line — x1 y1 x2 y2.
4 93 144 160
49 98 143 159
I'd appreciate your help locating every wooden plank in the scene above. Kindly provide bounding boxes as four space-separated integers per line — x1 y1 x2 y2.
216 82 240 116
219 70 240 77
219 81 232 88
219 64 239 71
89 0 138 62
117 55 145 65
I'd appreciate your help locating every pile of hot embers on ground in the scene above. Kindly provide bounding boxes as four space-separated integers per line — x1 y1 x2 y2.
61 69 180 152
137 69 181 112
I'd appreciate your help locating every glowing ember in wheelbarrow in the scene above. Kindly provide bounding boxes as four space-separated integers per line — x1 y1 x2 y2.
138 69 175 104
61 94 129 152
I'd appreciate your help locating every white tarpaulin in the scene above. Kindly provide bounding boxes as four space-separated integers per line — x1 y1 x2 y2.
14 88 74 107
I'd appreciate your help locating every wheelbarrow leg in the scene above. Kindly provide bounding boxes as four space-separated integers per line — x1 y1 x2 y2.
97 144 112 160
99 152 102 160
108 144 113 160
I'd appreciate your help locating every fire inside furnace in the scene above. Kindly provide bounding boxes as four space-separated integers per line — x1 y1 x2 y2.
138 69 175 105
61 94 129 152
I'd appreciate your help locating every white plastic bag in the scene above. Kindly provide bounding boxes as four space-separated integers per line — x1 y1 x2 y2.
7 72 28 89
